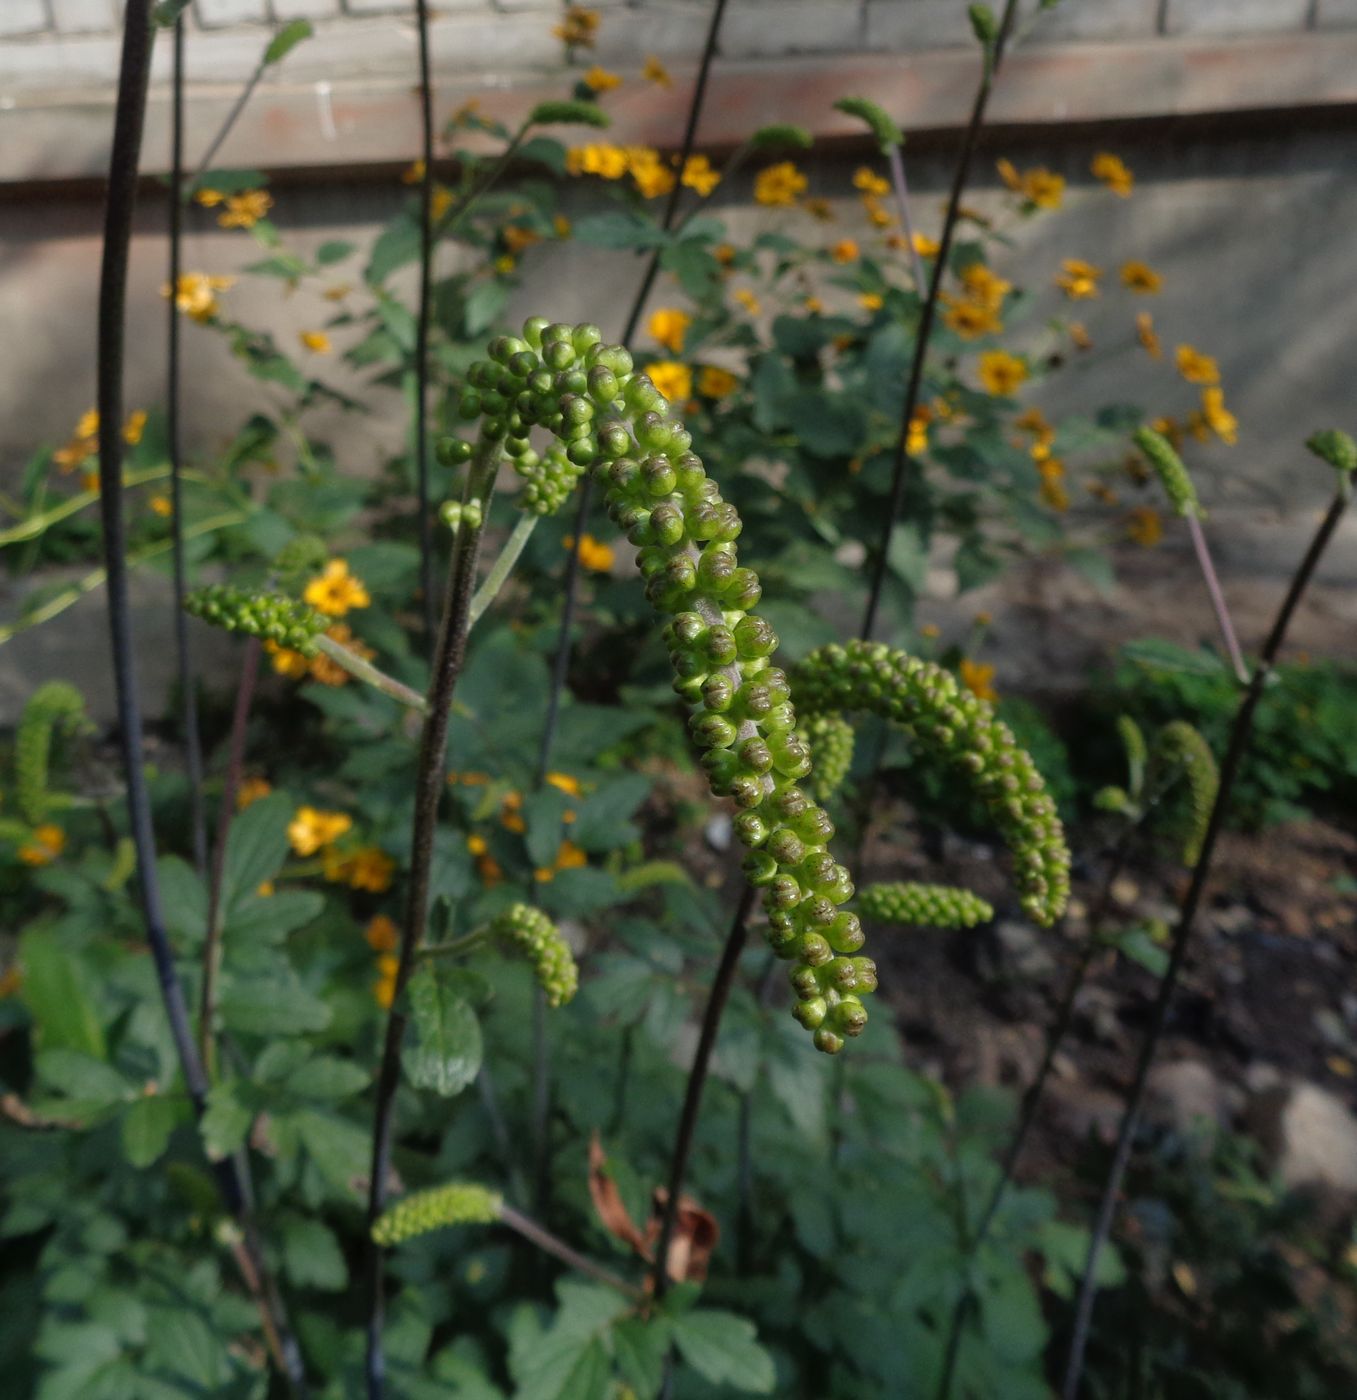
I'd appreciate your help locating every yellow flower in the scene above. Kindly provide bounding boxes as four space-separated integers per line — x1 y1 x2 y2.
857 292 883 312
401 160 425 185
960 660 997 702
534 839 589 882
977 350 1028 396
149 494 172 517
194 187 225 207
734 288 761 316
564 533 616 573
1092 151 1134 197
299 330 332 354
941 296 1002 339
430 186 454 222
646 359 692 405
754 161 808 207
1136 311 1162 359
163 272 235 323
1200 387 1238 445
307 624 374 686
494 254 517 275
906 407 930 456
553 6 600 47
304 559 370 617
830 238 859 264
1175 344 1220 386
18 824 65 866
218 189 273 230
324 284 353 302
584 65 621 93
627 147 676 199
643 54 672 87
266 642 311 680
1069 322 1093 351
365 915 399 953
565 143 629 180
236 776 272 810
997 159 1065 210
1150 416 1183 451
553 214 572 239
504 225 541 254
1040 478 1070 512
959 262 1011 311
326 845 395 893
852 166 890 198
373 954 399 1009
546 772 583 797
861 194 893 229
802 196 834 221
681 154 720 197
287 806 352 857
1126 506 1163 547
648 307 691 354
697 365 739 398
123 409 147 445
803 296 824 315
1055 257 1102 300
1120 260 1162 294
912 231 941 258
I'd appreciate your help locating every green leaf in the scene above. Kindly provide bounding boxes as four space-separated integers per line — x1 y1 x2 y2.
223 890 324 945
286 1056 369 1101
672 1310 775 1393
465 281 508 337
571 211 667 250
294 1109 371 1198
613 1316 669 1396
785 388 867 457
264 19 313 65
219 967 332 1037
19 930 106 1059
35 1048 131 1106
886 521 929 595
513 1283 629 1400
220 792 292 914
282 1216 348 1291
201 1080 255 1160
1066 546 1116 596
661 241 721 301
406 963 483 1097
316 239 355 265
121 1095 178 1169
367 215 422 284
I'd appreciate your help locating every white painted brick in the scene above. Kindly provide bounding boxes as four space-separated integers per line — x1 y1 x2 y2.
196 0 268 25
0 0 50 37
721 0 863 58
270 0 342 20
343 0 409 13
1019 0 1159 42
1316 0 1357 28
1163 0 1310 35
51 0 115 32
864 0 973 50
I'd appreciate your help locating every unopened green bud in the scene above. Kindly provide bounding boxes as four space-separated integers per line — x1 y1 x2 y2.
1133 426 1201 518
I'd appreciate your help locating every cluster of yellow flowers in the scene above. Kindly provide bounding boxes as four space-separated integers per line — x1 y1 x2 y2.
1013 407 1070 512
942 260 1010 340
288 805 393 898
366 915 401 1007
265 559 375 685
754 161 808 207
163 271 235 324
565 145 718 201
18 823 65 867
977 349 1027 398
196 187 273 230
52 407 148 488
563 533 615 573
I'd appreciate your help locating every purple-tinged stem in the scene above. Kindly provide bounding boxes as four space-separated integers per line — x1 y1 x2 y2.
1185 513 1248 684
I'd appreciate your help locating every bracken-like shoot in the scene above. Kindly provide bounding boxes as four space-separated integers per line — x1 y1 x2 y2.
491 903 578 1007
1149 720 1219 866
14 681 87 825
371 1181 502 1246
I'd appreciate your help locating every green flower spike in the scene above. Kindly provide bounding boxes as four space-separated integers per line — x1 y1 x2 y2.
1150 720 1219 866
15 681 87 824
1305 428 1357 475
186 584 328 654
858 882 994 929
792 641 1071 927
802 712 855 802
491 904 578 1008
1133 426 1201 519
371 1181 502 1247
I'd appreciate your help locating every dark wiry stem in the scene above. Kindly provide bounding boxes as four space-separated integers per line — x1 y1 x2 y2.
530 0 731 1215
1060 481 1351 1400
859 0 1020 641
364 440 501 1400
99 5 305 1390
499 1203 643 1300
414 0 436 643
167 14 207 875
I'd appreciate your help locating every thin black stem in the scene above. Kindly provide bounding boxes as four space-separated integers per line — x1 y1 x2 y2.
200 639 260 1074
364 439 502 1400
99 6 305 1391
191 53 266 186
414 0 436 644
1059 482 1351 1400
859 0 1020 642
167 15 207 876
651 886 755 1300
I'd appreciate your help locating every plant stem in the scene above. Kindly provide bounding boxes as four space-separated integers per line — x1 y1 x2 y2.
469 512 537 627
0 511 246 646
498 1203 643 1301
1059 480 1351 1400
0 464 182 547
167 14 207 876
859 0 1021 641
886 143 930 296
413 0 436 644
98 5 305 1390
312 633 428 712
1185 513 1249 684
200 638 260 1074
364 434 502 1400
191 50 267 186
651 886 755 1300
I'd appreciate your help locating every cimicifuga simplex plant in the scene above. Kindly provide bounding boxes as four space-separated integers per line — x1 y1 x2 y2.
191 317 1072 1056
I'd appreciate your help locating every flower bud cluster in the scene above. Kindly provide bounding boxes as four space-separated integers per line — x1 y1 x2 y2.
15 681 87 825
1305 428 1357 475
1149 720 1218 866
791 640 1070 926
186 584 327 654
858 881 994 929
492 903 578 1008
371 1181 502 1247
803 712 855 802
1133 426 1201 519
460 318 868 1052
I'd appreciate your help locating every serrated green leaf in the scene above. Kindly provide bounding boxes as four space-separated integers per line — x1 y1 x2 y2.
406 964 482 1097
672 1309 775 1393
220 792 292 914
200 1080 255 1160
282 1216 348 1291
35 1049 131 1106
121 1095 178 1169
19 931 106 1059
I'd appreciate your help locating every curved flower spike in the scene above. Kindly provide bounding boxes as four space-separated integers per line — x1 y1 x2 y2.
858 881 994 929
371 1181 502 1246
